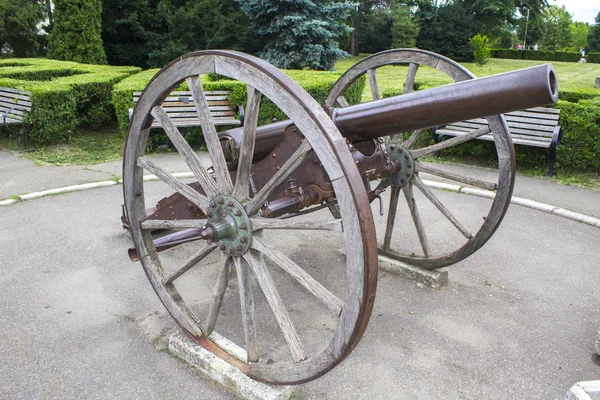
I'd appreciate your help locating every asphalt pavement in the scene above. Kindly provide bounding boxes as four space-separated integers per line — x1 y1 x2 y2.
1 150 599 399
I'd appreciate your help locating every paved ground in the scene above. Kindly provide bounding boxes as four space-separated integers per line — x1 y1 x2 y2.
1 150 599 399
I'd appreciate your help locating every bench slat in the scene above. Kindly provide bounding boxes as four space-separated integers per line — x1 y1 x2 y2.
449 120 555 134
0 87 31 96
508 110 560 121
436 129 553 148
0 107 27 117
153 105 234 112
0 96 32 107
3 116 23 124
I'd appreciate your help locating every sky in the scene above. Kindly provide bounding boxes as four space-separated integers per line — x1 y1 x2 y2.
550 0 599 24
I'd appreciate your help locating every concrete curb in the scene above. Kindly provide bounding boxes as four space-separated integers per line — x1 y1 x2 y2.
378 255 448 288
169 331 296 400
566 381 600 400
1 174 599 230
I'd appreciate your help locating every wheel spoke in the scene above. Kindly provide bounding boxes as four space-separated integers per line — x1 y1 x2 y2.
403 182 430 257
137 156 210 211
245 140 313 216
336 96 349 108
186 76 234 193
367 68 380 101
233 86 261 202
244 249 307 362
412 175 472 239
403 63 419 94
162 242 217 285
415 162 498 191
402 128 426 149
252 236 343 314
151 106 219 197
382 185 401 250
141 219 207 230
250 217 342 232
411 125 491 159
204 257 233 336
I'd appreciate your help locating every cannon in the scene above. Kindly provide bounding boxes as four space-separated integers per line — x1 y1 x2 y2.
123 49 558 385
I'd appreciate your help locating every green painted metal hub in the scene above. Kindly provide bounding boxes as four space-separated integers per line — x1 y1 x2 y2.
205 194 252 256
388 145 414 187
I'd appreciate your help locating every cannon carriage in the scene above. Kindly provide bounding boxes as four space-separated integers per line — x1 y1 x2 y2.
123 49 558 384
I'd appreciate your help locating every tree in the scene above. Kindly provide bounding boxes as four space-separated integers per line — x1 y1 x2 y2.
587 12 600 52
238 0 353 70
102 0 261 68
48 0 107 64
541 5 573 50
391 1 418 48
570 21 589 51
0 0 46 57
416 1 479 62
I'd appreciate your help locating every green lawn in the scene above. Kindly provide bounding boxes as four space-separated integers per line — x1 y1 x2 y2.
334 54 600 101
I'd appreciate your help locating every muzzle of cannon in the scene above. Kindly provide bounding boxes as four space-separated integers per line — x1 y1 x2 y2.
123 49 558 385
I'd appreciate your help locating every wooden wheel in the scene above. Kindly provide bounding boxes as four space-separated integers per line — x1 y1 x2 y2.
123 51 378 384
326 49 516 270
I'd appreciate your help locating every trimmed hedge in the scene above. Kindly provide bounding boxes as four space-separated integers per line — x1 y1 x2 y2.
0 58 140 143
490 49 595 63
113 69 366 133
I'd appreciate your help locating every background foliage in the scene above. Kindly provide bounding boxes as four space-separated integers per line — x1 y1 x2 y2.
47 0 107 64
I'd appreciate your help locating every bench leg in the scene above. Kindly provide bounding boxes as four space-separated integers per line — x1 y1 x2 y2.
432 129 442 158
547 127 561 178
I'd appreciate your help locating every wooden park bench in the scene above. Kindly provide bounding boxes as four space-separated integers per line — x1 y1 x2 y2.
1 87 32 151
433 107 562 177
132 90 243 128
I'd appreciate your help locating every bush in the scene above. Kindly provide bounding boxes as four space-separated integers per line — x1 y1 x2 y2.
554 98 600 171
0 58 139 143
113 69 366 133
47 0 107 65
490 48 595 63
586 52 600 63
470 34 491 66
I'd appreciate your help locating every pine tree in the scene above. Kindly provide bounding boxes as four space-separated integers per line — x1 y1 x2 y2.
238 0 354 70
48 0 107 64
0 0 46 57
587 12 600 52
391 1 418 48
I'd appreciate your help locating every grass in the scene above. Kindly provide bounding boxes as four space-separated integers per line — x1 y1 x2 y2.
0 125 125 165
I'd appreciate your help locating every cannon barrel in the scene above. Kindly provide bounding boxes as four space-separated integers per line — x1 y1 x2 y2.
220 64 558 160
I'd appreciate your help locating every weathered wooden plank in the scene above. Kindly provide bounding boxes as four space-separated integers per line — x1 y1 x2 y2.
250 218 342 232
252 236 343 314
204 257 233 337
137 156 210 211
413 175 472 238
403 63 419 94
0 98 32 108
234 256 259 362
150 118 240 127
151 106 220 197
412 125 491 158
162 242 217 285
244 249 307 362
415 162 497 191
245 140 313 216
403 182 430 257
0 106 26 116
0 87 31 96
141 219 207 230
403 128 425 149
508 110 560 120
233 85 261 202
367 68 381 101
187 76 234 194
382 185 401 251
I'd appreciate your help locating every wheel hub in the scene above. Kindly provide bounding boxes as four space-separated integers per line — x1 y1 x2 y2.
201 194 251 256
388 145 414 187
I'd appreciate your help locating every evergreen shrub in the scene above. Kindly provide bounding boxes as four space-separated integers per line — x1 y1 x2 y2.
490 49 593 63
0 58 139 143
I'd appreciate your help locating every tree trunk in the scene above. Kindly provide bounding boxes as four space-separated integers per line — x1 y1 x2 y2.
350 4 361 56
